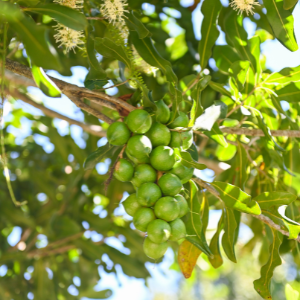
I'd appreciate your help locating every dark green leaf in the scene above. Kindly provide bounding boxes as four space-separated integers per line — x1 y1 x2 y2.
213 45 240 75
1 2 61 70
224 11 256 71
209 81 232 97
222 207 237 263
84 143 122 170
254 191 297 209
236 141 248 190
125 11 150 39
94 37 132 70
275 82 300 102
32 65 61 98
263 0 298 51
283 0 299 9
130 31 177 83
249 36 262 84
253 228 283 299
210 181 261 215
185 180 213 257
208 213 223 268
174 149 206 170
198 0 222 69
79 289 112 299
229 60 251 91
25 3 87 31
85 31 107 89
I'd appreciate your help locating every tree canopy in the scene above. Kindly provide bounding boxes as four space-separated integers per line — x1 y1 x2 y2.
1 0 300 299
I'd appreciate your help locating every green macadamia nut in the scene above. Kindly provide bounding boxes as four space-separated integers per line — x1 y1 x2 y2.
131 164 157 188
154 196 180 222
122 194 141 216
107 122 131 146
143 237 168 260
113 159 134 182
158 173 183 196
137 183 162 207
150 146 176 171
133 208 156 232
147 219 171 244
169 218 186 241
126 110 152 134
146 122 171 147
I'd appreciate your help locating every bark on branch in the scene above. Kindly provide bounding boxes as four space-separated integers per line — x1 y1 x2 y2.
5 58 136 113
221 127 300 138
7 89 106 137
193 178 300 242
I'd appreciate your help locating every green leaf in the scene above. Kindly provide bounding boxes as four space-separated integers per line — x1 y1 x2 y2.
253 191 297 209
79 289 112 299
208 81 232 97
254 191 300 239
213 45 240 75
185 180 213 257
204 123 228 148
175 149 206 170
169 86 183 122
236 141 248 190
188 75 211 125
265 65 300 84
198 0 222 69
208 213 223 268
250 107 285 152
253 228 283 299
262 0 298 52
229 60 251 91
285 284 300 300
84 31 107 90
201 193 209 233
31 65 61 97
84 143 122 170
193 102 228 131
275 82 300 102
94 37 132 70
222 207 237 263
283 0 299 9
130 31 178 83
187 143 199 161
249 36 262 84
125 11 150 39
25 3 87 31
210 181 261 215
0 2 61 70
224 11 256 71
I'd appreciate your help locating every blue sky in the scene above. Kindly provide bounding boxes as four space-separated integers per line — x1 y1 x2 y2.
3 1 300 299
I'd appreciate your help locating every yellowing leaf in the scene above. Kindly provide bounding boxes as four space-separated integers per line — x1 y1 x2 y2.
178 240 202 279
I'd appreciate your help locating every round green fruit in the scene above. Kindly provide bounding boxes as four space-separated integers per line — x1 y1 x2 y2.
169 130 193 150
137 183 162 207
168 112 189 129
169 161 194 184
150 146 176 171
169 218 186 241
154 196 180 222
143 237 168 260
126 110 152 134
155 99 170 124
131 164 157 188
147 219 171 244
158 173 183 196
126 135 152 164
133 208 156 232
146 122 171 147
113 159 134 182
107 122 131 146
122 194 141 216
174 194 189 218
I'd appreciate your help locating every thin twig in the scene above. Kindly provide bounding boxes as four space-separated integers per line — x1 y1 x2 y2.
221 127 300 138
4 59 136 112
104 145 126 193
182 74 201 96
96 79 130 91
7 89 107 136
